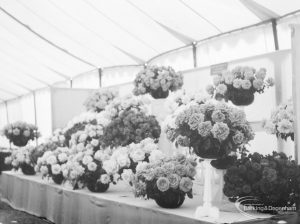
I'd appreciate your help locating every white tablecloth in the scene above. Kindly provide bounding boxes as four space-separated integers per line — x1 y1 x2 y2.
0 171 271 224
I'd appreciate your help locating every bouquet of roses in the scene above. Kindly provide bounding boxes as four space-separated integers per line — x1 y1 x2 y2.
102 109 161 148
63 112 109 145
84 88 118 113
165 90 209 114
166 101 254 160
104 138 161 184
3 121 40 147
5 146 40 175
35 147 70 184
132 153 197 208
63 148 118 192
103 94 151 120
133 66 183 99
263 99 294 141
70 121 109 152
206 66 274 106
223 152 300 213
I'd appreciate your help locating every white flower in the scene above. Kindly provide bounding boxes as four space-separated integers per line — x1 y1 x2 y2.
149 150 165 163
94 150 110 161
58 153 68 163
130 149 145 163
79 133 88 142
100 174 110 184
103 160 118 174
113 173 120 182
51 164 61 175
87 162 97 172
121 169 133 183
4 157 12 165
46 155 57 165
40 166 48 175
116 153 130 168
91 139 99 147
82 155 93 165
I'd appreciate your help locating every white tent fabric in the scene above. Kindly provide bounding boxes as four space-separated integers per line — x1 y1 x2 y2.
0 0 300 101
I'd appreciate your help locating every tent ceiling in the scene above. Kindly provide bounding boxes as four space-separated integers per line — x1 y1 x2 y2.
0 0 299 101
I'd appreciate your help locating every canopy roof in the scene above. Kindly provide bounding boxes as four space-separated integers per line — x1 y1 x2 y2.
0 0 299 101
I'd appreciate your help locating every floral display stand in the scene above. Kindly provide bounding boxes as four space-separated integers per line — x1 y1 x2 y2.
151 99 174 155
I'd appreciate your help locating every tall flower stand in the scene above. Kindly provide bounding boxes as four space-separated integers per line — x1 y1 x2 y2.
151 99 173 155
195 159 220 220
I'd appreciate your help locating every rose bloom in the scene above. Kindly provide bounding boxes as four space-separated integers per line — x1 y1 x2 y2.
188 113 205 130
82 155 93 165
116 154 130 168
40 166 48 175
58 153 68 163
23 130 31 137
87 162 97 172
46 155 57 165
4 156 12 165
216 84 227 95
211 110 225 123
277 119 293 134
144 169 155 181
224 74 234 85
232 131 244 145
154 167 165 177
255 68 267 80
212 75 222 86
76 143 85 152
13 128 20 136
121 169 133 182
168 173 180 189
51 164 61 175
91 139 99 147
241 80 252 90
233 79 242 89
156 177 170 192
211 122 230 141
100 174 110 184
103 160 118 174
206 85 215 95
197 121 212 137
174 164 186 176
149 150 165 164
130 149 146 163
179 177 193 192
252 79 264 90
186 165 197 177
79 133 88 142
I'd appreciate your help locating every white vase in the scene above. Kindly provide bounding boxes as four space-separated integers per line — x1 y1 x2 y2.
195 159 221 220
151 99 173 156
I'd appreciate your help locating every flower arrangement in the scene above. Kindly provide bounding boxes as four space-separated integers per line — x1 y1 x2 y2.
5 146 41 175
103 94 151 120
63 148 117 192
84 88 118 113
166 101 254 159
132 153 197 208
263 99 294 141
133 66 184 99
165 90 209 114
102 109 161 148
206 66 274 106
63 112 109 145
2 121 39 147
70 122 108 152
35 147 71 184
223 152 300 213
103 138 161 184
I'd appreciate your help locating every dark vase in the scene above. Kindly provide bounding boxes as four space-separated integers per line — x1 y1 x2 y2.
229 90 255 106
86 180 109 193
20 163 35 175
150 89 169 99
154 190 185 208
52 173 64 185
11 137 29 147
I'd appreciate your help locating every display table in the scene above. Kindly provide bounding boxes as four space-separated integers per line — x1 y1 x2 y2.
0 171 274 224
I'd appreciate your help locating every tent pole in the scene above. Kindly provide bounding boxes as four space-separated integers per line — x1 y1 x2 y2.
98 68 102 88
32 91 38 146
291 24 300 164
192 43 197 68
271 19 279 50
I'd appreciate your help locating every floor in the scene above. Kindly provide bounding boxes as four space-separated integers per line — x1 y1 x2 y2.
0 202 53 224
